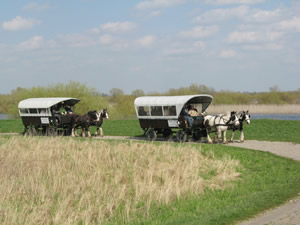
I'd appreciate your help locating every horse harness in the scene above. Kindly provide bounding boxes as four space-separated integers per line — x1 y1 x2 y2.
208 114 236 127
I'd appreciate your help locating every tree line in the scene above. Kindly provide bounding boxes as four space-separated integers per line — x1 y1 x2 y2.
0 82 299 119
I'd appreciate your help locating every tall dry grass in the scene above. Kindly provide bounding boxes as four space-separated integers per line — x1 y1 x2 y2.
208 104 300 114
0 137 240 224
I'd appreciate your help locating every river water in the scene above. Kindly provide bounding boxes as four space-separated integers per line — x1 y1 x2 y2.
0 114 10 120
251 114 300 120
1 113 300 120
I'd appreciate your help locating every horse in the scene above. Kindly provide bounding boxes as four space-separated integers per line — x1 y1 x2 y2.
204 111 240 144
71 111 98 137
229 110 251 143
88 109 109 137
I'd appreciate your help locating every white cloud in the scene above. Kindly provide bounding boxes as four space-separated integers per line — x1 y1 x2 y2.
150 10 161 17
193 6 248 23
226 31 283 43
242 43 283 51
100 21 137 33
179 26 219 38
137 35 156 46
58 34 97 48
18 36 44 49
279 17 300 32
163 47 195 56
250 9 281 22
193 41 206 48
219 50 236 58
23 2 50 11
89 28 101 34
205 0 264 5
99 34 113 45
136 0 189 10
2 16 41 31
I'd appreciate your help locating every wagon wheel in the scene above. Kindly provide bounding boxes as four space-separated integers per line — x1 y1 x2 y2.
176 130 187 143
163 129 173 141
46 127 57 136
146 129 157 141
192 130 202 141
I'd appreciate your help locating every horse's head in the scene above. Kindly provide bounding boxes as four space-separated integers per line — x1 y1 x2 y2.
244 110 251 124
230 111 240 126
100 108 109 120
238 111 250 124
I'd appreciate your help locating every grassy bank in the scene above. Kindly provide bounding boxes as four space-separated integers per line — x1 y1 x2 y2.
0 136 299 224
1 119 300 143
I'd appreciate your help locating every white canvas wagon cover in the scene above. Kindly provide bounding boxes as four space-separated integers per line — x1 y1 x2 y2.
134 94 213 118
18 97 80 109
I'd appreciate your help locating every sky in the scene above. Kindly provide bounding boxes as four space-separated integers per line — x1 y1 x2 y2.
0 0 300 94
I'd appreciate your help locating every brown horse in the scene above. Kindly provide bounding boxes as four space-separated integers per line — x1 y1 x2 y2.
71 111 98 137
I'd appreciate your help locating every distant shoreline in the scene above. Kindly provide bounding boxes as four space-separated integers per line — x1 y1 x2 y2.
207 104 300 114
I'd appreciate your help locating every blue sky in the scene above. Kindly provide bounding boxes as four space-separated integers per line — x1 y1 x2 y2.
1 0 299 94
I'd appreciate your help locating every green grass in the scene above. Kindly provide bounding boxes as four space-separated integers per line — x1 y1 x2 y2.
129 143 300 225
239 119 300 143
2 119 300 143
0 119 24 133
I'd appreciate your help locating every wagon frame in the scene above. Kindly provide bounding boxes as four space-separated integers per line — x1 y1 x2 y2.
134 94 213 142
18 97 80 136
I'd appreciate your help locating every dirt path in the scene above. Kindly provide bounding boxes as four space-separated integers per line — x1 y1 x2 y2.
228 140 300 161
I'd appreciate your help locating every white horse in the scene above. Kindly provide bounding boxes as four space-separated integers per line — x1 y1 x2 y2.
204 111 240 144
229 110 250 143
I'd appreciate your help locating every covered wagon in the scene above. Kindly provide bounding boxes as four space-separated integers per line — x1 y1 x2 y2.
18 97 80 136
134 94 213 142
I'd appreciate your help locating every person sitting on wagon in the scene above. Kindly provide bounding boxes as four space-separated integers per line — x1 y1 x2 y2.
189 106 205 126
182 104 195 128
59 103 67 115
188 106 199 117
65 105 73 114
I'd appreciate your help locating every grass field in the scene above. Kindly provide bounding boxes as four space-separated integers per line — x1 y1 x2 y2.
0 136 299 225
1 119 300 143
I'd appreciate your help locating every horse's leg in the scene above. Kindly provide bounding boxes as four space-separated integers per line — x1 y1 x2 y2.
71 127 75 137
75 127 79 137
94 126 98 136
213 132 219 143
206 129 213 144
240 130 245 143
230 130 235 142
81 127 86 137
100 127 104 137
87 127 91 137
214 128 222 143
223 129 228 144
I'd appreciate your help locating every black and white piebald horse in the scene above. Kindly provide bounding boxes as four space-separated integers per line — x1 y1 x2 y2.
229 110 251 143
204 111 240 144
88 109 109 137
71 111 99 137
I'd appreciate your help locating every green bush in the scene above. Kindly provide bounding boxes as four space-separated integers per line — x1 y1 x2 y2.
5 82 109 117
1 82 300 119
